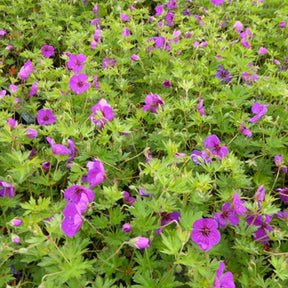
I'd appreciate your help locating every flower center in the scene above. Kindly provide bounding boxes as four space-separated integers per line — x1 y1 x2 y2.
77 81 84 87
75 188 84 195
43 116 49 121
201 227 210 237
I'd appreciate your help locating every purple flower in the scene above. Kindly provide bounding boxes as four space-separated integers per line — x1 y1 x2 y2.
93 75 100 89
12 219 23 227
191 150 212 165
29 81 39 97
147 36 167 51
37 109 56 125
89 99 114 130
248 102 268 123
93 5 99 15
198 97 206 116
139 188 153 197
93 29 102 44
41 45 54 58
167 0 177 10
211 0 225 6
120 13 129 22
276 188 288 204
0 181 14 198
240 121 252 138
255 184 265 203
259 47 267 55
174 153 186 160
213 203 239 228
240 28 252 49
191 218 221 251
25 128 38 139
160 211 181 227
0 30 7 36
0 90 6 98
102 58 117 69
214 262 235 288
29 149 37 159
62 203 83 237
242 72 259 84
64 185 94 205
7 118 17 128
12 236 20 244
183 9 191 16
194 15 205 25
19 60 34 82
131 54 139 61
123 191 137 205
232 193 247 216
143 93 164 114
69 74 91 95
274 155 287 173
10 84 18 92
86 160 106 188
67 53 86 74
215 65 232 84
123 223 132 233
277 210 288 220
123 28 130 37
204 135 228 160
46 137 71 155
7 45 13 50
163 80 172 88
279 21 286 28
132 237 150 249
165 11 175 26
155 4 165 16
42 162 51 170
67 139 77 162
247 214 273 244
234 21 243 33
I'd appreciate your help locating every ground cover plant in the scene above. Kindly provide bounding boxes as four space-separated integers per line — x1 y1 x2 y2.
0 0 288 287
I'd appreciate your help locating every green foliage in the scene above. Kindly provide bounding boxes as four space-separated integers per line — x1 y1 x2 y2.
1 0 288 287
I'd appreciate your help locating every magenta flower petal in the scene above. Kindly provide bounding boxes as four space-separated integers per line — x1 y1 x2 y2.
214 262 236 288
204 135 221 148
86 160 106 188
64 185 95 204
62 203 83 237
0 181 15 198
211 0 225 6
232 193 247 216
